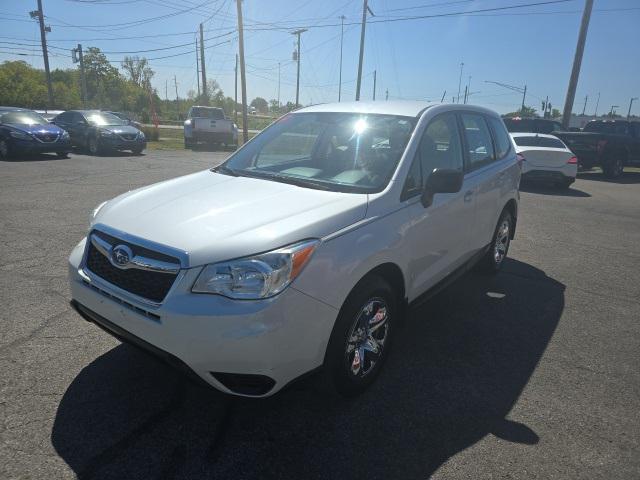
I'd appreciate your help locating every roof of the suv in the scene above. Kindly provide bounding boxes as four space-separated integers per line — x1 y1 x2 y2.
297 101 436 117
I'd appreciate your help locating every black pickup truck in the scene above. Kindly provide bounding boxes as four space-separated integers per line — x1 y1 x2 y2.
553 120 640 177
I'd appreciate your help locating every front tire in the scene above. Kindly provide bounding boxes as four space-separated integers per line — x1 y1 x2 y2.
56 152 69 159
481 210 512 274
131 147 143 155
0 138 11 159
88 136 101 155
324 275 397 397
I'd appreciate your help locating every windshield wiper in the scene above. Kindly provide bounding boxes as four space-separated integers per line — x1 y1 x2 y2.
233 169 334 191
212 165 239 177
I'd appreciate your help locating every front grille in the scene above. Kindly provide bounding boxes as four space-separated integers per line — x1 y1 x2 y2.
85 231 179 303
119 133 137 141
34 132 59 143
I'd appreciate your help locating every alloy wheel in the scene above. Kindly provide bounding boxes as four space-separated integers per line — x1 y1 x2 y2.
493 219 510 265
345 297 390 378
0 139 8 158
89 137 99 154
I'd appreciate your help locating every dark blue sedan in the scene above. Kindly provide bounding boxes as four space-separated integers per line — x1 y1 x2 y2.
0 107 71 159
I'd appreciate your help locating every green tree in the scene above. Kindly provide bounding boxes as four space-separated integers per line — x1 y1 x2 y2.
250 97 268 113
0 61 48 108
121 56 154 89
504 105 538 118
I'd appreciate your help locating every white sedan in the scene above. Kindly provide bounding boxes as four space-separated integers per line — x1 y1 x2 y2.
511 133 577 189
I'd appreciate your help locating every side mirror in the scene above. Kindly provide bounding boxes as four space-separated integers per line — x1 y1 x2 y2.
421 168 464 208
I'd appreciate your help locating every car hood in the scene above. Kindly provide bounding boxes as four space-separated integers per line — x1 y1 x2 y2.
93 170 368 267
8 122 64 135
95 124 140 135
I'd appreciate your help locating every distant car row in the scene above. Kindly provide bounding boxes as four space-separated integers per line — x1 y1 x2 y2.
0 107 146 159
504 116 640 179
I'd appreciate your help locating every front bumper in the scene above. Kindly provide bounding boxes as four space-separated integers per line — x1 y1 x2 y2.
99 136 146 151
12 138 71 155
68 238 337 397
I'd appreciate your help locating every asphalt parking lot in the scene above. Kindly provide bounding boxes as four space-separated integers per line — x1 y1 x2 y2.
1 150 639 479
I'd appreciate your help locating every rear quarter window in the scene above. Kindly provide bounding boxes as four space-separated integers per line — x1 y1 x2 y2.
487 116 512 159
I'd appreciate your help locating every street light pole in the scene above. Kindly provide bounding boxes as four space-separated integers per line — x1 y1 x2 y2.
355 0 373 101
338 15 345 102
457 62 464 103
561 0 594 129
292 29 307 107
627 97 638 120
32 0 54 108
236 0 249 143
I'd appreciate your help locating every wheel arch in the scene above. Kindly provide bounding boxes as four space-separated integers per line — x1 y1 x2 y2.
503 198 518 239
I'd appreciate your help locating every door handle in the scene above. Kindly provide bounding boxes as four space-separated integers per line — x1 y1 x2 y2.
464 190 474 203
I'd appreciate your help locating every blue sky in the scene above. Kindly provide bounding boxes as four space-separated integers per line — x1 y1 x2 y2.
1 0 638 115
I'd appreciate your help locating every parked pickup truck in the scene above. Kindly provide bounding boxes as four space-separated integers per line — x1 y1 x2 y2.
553 120 640 177
184 106 238 149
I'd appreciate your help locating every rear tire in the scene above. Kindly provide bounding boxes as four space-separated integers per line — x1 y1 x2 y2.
602 153 625 178
558 179 573 189
480 210 512 274
324 275 397 397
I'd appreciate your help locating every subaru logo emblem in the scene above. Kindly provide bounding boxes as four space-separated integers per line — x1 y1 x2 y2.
111 244 133 268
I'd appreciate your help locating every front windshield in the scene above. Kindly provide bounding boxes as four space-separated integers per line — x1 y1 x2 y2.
219 112 416 193
85 112 127 126
0 111 48 126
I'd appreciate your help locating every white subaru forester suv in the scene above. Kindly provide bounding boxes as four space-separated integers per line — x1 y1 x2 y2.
69 101 520 397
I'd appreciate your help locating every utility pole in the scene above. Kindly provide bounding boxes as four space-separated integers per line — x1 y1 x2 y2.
372 70 377 100
457 62 464 103
165 79 168 101
594 91 600 116
463 85 468 104
338 15 345 102
199 23 207 104
236 0 249 143
72 44 87 108
609 105 618 116
174 75 180 119
195 36 201 98
627 97 638 120
31 0 54 108
234 53 238 124
277 62 281 107
582 95 588 115
441 90 446 103
292 29 307 107
355 0 373 101
561 0 594 129
466 76 471 104
385 89 389 101
521 85 527 112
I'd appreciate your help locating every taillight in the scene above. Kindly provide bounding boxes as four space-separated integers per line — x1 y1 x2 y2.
516 153 526 166
596 139 608 154
567 156 578 164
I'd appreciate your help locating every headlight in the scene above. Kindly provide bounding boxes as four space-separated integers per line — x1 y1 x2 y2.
10 130 32 140
99 129 114 137
184 119 192 126
61 130 70 139
138 131 146 140
192 239 319 299
90 201 107 226
232 123 238 130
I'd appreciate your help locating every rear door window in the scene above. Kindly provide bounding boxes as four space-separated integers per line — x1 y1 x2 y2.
461 113 496 170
